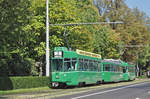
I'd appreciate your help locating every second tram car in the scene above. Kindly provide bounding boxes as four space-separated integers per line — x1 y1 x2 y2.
101 59 136 82
101 59 125 82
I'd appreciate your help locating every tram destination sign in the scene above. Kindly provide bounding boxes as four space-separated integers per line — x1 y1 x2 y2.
76 49 101 59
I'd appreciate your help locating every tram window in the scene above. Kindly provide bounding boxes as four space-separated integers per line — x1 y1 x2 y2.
94 61 99 71
95 61 99 71
64 58 71 71
117 66 119 72
89 60 94 71
111 64 115 72
98 62 101 72
93 61 96 71
117 66 120 72
72 58 77 70
118 66 120 72
114 66 116 72
119 66 122 72
104 64 106 71
119 66 121 72
109 64 111 72
103 64 105 71
84 59 89 71
105 64 111 71
52 59 63 72
114 65 117 72
79 59 84 71
112 64 116 72
123 67 126 73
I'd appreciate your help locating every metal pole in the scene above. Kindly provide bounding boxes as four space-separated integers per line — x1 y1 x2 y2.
136 52 139 77
46 0 50 76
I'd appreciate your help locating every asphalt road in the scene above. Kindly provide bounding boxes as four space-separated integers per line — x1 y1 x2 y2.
51 82 150 99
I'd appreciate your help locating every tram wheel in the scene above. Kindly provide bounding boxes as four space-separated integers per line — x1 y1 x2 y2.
78 82 85 87
59 83 67 89
96 81 101 85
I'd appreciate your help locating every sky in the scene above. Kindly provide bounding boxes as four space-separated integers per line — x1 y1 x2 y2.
125 0 150 17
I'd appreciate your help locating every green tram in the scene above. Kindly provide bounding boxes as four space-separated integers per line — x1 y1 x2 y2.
51 47 136 87
51 47 102 87
101 59 136 82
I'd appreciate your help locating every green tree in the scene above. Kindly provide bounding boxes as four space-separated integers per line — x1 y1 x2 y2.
93 26 120 59
0 0 32 76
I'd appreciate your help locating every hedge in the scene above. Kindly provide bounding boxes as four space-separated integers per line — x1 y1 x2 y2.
0 76 50 90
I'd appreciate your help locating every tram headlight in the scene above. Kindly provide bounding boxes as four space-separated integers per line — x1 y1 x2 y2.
54 52 59 56
58 51 62 56
56 76 59 79
52 82 59 87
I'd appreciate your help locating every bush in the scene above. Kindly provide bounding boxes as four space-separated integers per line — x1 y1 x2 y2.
0 76 50 90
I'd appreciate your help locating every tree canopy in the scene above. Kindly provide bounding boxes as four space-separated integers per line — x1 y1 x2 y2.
0 0 150 76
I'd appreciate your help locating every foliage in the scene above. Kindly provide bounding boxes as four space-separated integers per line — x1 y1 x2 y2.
0 56 36 76
0 0 150 76
92 26 120 59
95 0 150 72
0 76 50 90
0 0 34 76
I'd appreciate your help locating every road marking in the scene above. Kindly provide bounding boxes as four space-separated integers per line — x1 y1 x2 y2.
71 82 150 99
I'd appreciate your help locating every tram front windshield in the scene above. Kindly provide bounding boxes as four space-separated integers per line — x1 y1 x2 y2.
52 59 63 72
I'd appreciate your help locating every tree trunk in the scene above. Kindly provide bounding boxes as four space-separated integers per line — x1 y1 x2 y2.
39 57 43 76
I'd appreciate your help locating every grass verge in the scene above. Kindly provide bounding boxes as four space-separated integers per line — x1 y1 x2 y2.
0 87 51 96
